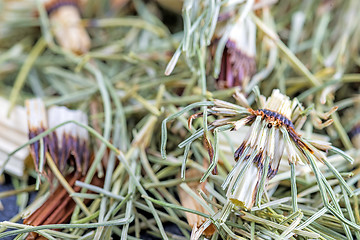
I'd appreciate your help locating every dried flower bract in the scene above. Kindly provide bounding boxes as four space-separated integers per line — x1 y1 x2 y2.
211 15 256 89
26 99 90 176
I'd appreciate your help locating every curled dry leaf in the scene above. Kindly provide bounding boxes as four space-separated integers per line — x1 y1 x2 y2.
177 168 216 238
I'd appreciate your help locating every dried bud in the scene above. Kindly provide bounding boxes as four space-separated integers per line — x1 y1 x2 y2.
212 16 257 89
44 0 91 54
26 99 90 175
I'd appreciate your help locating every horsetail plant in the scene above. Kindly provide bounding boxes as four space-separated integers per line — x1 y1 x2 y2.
161 88 359 238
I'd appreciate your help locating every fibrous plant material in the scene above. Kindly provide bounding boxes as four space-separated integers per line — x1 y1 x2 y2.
23 172 103 240
0 0 90 54
1 0 360 239
346 108 360 187
0 0 36 42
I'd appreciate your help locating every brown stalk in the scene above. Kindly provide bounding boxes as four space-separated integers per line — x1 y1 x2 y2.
24 172 103 240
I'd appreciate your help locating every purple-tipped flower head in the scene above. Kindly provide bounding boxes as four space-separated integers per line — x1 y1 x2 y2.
212 16 256 89
26 99 90 176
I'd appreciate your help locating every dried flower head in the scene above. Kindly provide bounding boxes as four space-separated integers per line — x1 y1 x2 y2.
161 88 357 238
26 99 48 173
222 90 312 209
26 99 90 176
211 15 256 89
44 0 91 54
24 99 98 239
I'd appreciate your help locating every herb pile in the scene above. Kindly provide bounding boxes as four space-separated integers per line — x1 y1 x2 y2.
1 0 360 239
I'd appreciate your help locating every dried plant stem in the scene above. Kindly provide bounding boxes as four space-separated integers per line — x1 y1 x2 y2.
117 153 169 240
8 37 46 116
240 211 319 239
84 18 167 37
35 138 45 190
1 1 360 239
0 185 36 199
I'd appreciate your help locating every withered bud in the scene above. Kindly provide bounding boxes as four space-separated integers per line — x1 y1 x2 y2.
212 16 257 89
44 0 91 54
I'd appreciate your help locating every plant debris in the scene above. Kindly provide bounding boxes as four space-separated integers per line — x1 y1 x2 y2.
1 0 360 239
